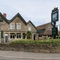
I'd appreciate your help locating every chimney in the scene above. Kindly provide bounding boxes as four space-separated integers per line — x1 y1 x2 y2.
3 13 6 18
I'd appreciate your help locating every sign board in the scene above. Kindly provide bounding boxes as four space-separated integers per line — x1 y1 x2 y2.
52 27 58 35
51 8 59 22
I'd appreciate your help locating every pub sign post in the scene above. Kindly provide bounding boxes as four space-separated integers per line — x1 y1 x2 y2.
51 7 59 39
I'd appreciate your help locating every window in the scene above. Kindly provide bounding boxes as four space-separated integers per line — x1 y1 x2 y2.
28 26 31 31
38 35 42 37
10 23 15 29
17 23 21 30
50 28 52 30
16 33 21 38
10 33 15 39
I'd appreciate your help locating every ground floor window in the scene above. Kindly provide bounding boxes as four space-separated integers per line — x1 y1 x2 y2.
48 35 52 37
10 33 15 39
38 35 42 37
16 33 21 38
10 33 26 39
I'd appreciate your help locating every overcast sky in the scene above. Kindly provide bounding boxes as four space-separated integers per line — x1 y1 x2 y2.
0 0 60 26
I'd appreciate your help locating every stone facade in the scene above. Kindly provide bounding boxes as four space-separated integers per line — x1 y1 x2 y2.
37 23 53 39
0 13 37 42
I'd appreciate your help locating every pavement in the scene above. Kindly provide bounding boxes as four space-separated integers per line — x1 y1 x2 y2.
0 51 60 60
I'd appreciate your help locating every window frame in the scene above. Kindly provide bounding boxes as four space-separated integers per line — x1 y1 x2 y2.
16 33 21 38
17 23 21 30
28 25 31 31
10 23 15 29
10 33 15 39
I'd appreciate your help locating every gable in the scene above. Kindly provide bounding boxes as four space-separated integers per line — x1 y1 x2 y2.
10 13 27 25
0 13 9 24
44 24 53 35
27 21 37 32
37 23 53 35
45 24 53 31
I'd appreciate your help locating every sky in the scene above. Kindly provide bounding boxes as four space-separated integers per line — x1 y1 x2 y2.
0 0 60 26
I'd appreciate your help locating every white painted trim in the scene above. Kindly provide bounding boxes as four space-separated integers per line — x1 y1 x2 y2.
16 23 21 30
28 25 31 31
4 34 8 43
10 23 15 29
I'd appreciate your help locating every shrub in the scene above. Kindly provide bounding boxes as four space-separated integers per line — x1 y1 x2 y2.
27 31 32 39
9 39 60 47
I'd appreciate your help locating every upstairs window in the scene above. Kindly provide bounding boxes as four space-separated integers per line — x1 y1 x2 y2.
17 23 21 30
10 23 15 29
28 26 31 31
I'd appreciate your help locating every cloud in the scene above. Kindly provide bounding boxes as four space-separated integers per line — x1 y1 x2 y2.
0 0 60 26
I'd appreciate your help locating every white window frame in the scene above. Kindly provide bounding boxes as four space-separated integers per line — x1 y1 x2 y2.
28 25 31 31
17 23 21 30
10 23 15 29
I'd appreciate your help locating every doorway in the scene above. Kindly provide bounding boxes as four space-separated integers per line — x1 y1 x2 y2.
34 34 36 40
4 34 8 42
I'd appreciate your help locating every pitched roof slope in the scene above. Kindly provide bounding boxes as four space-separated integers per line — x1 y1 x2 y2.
0 12 9 23
27 20 37 30
37 22 51 30
10 13 27 25
0 12 36 29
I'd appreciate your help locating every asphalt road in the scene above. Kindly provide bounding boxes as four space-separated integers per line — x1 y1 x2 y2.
0 51 60 60
0 57 38 60
0 57 60 60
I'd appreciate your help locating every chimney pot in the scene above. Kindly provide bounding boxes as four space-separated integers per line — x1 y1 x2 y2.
3 13 6 18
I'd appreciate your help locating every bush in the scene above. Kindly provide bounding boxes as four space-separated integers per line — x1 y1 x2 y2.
27 31 31 39
9 39 60 47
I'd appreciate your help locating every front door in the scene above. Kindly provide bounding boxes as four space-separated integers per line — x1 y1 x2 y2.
4 34 8 42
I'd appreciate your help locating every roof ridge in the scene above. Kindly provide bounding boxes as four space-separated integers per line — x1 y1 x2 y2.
10 13 27 25
37 22 51 27
37 22 51 30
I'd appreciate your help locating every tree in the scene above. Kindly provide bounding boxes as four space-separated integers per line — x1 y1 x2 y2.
27 31 31 39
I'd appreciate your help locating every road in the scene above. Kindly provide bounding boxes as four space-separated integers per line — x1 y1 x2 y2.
0 57 40 60
0 51 60 60
0 57 60 60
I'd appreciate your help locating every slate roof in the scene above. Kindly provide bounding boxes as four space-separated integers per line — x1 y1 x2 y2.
10 13 27 25
37 23 60 35
0 12 9 24
37 22 52 35
0 12 36 29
